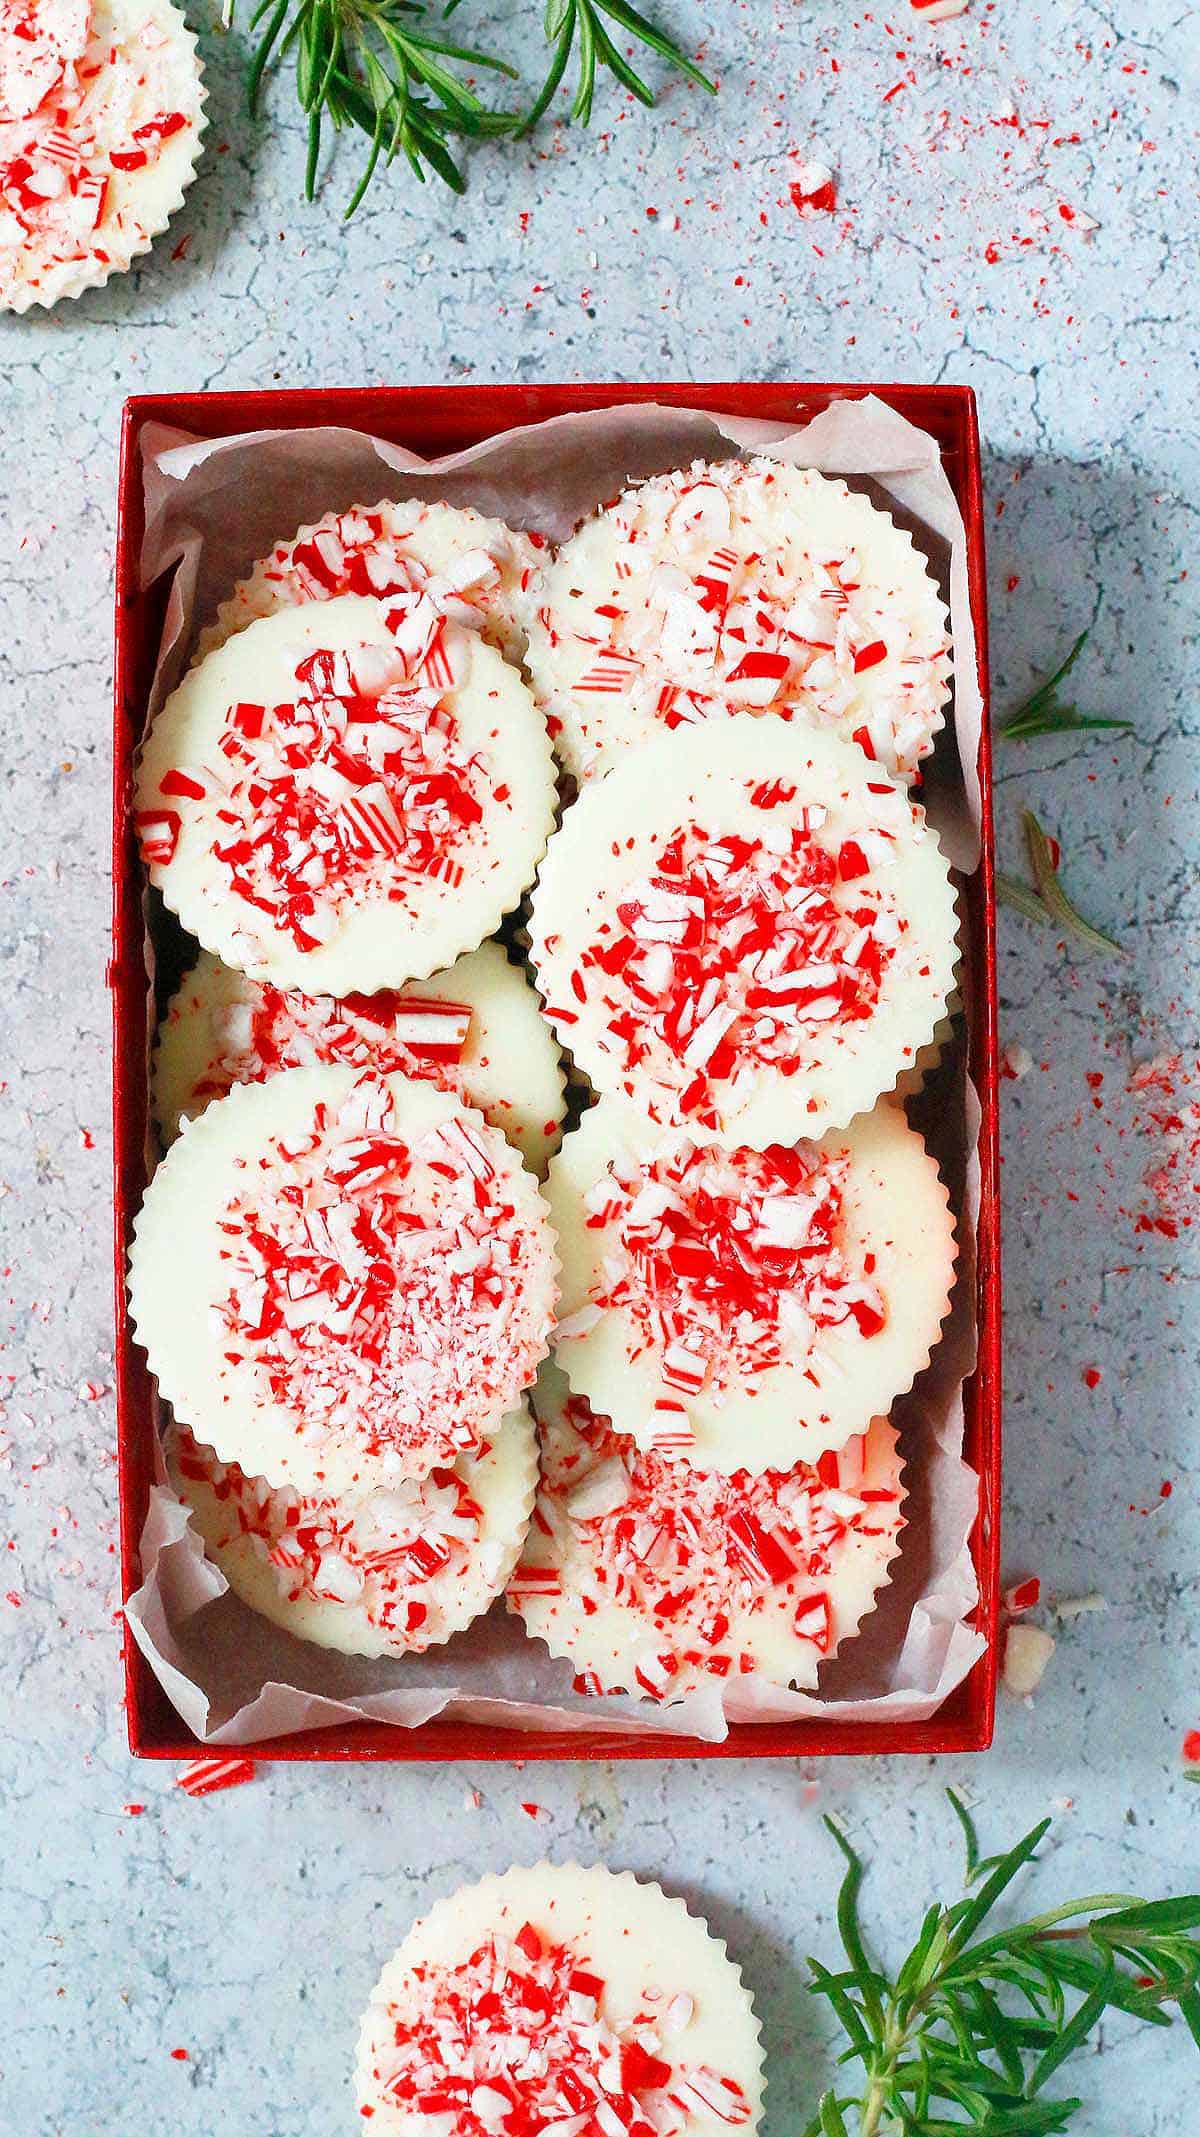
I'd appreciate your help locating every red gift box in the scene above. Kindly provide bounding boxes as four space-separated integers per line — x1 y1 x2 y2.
113 382 1001 1763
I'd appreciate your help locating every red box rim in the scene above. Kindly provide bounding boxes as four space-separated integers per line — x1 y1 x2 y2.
113 381 1001 1763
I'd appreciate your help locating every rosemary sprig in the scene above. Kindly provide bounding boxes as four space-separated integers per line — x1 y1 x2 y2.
524 0 715 133
998 632 1132 743
996 810 1124 958
242 0 519 209
238 0 713 208
805 1793 1200 2136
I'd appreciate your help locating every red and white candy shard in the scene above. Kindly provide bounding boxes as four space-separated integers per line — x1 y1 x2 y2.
546 1102 954 1472
510 1365 905 1701
528 715 959 1146
194 498 544 668
153 940 566 1176
355 1863 765 2136
165 1407 537 1659
128 1067 559 1496
525 456 951 784
134 593 557 995
0 0 206 314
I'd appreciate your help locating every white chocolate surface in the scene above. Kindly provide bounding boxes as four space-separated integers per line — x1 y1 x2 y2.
526 457 951 782
529 715 959 1144
128 1067 558 1496
356 1862 765 2134
136 594 557 994
511 1364 906 1700
548 1102 955 1471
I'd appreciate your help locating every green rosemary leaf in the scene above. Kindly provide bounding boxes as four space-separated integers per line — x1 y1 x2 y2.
803 1800 1200 2132
530 0 714 133
942 1816 1052 1961
823 1816 887 2034
894 1903 951 2007
806 1957 875 2061
946 1787 983 1884
995 870 1052 927
1023 810 1126 957
1178 1985 1200 2050
1026 1954 1117 2094
999 631 1133 743
1089 1897 1200 1935
818 2093 851 2137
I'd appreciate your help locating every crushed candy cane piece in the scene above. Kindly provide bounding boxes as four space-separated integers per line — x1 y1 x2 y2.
1057 201 1100 235
789 159 837 216
1003 1575 1041 1616
176 1754 257 1797
359 1911 753 2129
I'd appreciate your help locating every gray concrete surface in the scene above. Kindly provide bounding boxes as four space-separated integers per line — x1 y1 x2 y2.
1 1 1197 2129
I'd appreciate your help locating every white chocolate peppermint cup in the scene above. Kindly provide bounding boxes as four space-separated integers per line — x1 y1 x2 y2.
164 1407 537 1659
355 1861 765 2134
128 1067 559 1495
1 0 207 316
528 714 959 1145
135 594 557 996
194 498 544 668
153 940 567 1176
526 455 951 784
546 1101 954 1473
510 1365 905 1701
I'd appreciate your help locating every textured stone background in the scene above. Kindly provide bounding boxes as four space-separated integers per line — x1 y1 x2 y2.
1 2 1198 2130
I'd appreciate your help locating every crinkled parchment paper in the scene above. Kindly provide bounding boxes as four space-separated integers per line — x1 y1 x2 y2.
124 394 989 1747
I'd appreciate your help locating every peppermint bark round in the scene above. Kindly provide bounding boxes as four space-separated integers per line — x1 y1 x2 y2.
135 593 557 995
1 0 205 314
511 1366 905 1702
153 940 566 1176
547 1101 954 1472
526 456 951 783
528 715 959 1144
165 1408 537 1658
355 1862 765 2135
195 498 543 668
128 1068 558 1495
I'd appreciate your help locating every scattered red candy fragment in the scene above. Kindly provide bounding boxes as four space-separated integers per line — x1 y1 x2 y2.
789 159 837 217
1183 1730 1200 1765
1003 1576 1041 1616
176 1755 257 1798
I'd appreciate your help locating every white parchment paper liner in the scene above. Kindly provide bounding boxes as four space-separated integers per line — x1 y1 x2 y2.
123 395 988 1747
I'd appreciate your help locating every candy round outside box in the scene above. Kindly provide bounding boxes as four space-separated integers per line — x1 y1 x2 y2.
128 1065 559 1498
510 1364 907 1705
355 1862 766 2134
546 1099 956 1473
529 713 960 1146
194 497 544 668
135 592 558 995
0 0 207 315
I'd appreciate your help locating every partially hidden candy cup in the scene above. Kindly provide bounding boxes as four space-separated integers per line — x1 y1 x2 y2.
165 1408 537 1658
